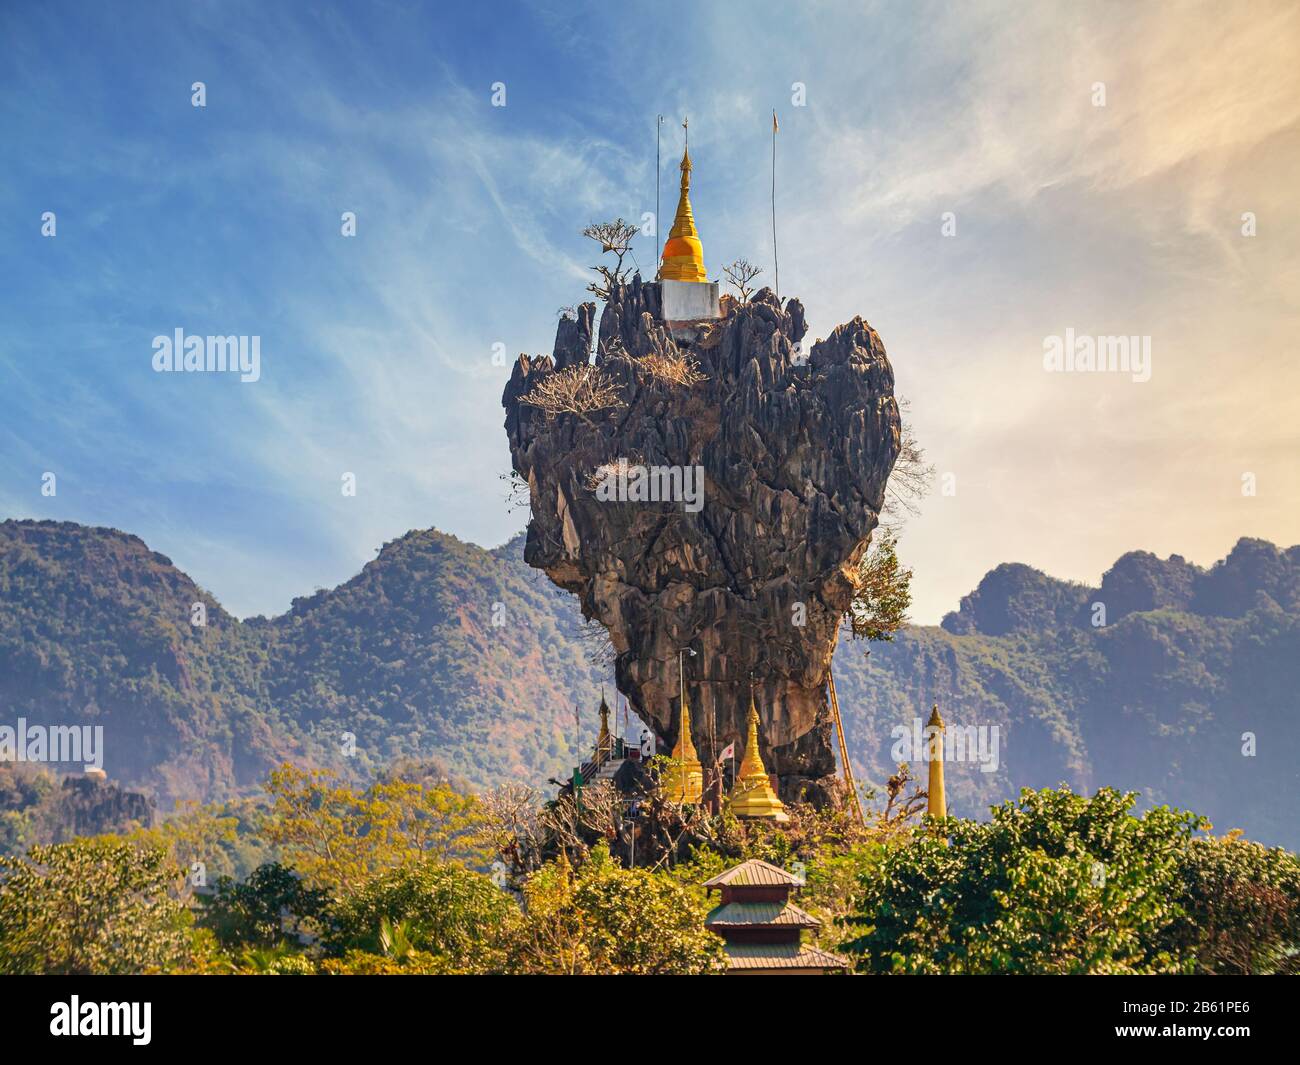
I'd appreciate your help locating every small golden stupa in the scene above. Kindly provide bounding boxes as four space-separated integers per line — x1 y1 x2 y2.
730 692 789 822
666 690 704 804
926 702 946 819
660 121 707 283
596 693 612 757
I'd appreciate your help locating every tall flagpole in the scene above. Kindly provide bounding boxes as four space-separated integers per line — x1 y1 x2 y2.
655 115 664 280
771 109 779 302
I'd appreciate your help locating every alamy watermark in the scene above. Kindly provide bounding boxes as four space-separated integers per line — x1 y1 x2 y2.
890 717 1000 773
1043 329 1151 383
50 997 150 1045
152 328 261 382
0 719 103 770
592 458 704 513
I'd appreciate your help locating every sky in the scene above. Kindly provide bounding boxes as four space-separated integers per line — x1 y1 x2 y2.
2 0 1298 624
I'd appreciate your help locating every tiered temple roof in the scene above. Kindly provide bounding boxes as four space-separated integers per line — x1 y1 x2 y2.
703 859 849 975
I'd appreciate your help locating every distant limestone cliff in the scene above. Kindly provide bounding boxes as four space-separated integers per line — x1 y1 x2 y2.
0 519 605 809
2 519 1296 851
503 281 901 801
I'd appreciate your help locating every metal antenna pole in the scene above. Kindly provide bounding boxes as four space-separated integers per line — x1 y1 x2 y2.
772 110 779 302
655 115 663 280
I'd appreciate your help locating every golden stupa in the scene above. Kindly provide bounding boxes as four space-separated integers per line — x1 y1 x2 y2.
596 693 612 757
730 692 789 822
660 122 707 283
666 690 704 804
926 702 946 820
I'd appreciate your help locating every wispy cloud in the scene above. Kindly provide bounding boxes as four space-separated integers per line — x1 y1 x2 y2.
1 0 1297 624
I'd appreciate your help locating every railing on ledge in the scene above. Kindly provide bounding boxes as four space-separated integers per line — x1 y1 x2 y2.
577 737 625 786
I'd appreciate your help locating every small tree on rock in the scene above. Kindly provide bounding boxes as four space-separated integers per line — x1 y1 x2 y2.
583 219 640 300
722 259 762 303
519 364 625 422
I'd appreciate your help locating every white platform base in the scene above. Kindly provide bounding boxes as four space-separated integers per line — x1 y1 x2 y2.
660 280 720 340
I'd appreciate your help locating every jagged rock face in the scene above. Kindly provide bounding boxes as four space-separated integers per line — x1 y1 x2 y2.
51 775 155 841
502 280 900 801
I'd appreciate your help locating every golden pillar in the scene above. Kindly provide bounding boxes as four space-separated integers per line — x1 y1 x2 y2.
926 702 946 820
596 694 612 757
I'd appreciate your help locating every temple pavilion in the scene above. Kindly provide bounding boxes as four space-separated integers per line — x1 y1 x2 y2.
704 859 849 975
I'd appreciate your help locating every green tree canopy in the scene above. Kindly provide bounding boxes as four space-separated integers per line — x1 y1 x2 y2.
841 786 1208 974
199 861 331 949
0 838 191 974
513 844 724 974
326 859 516 974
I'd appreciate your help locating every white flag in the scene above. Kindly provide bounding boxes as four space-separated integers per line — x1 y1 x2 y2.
719 741 736 761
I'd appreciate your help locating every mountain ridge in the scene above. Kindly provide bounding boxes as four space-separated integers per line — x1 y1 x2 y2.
2 518 1296 848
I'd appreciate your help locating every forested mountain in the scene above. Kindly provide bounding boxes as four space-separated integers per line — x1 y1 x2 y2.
0 520 602 807
834 539 1300 849
1 519 1296 848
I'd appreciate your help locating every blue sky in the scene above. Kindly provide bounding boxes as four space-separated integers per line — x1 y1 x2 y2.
3 0 1298 622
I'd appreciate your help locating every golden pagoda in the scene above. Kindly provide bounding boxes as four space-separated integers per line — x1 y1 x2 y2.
730 692 790 822
926 702 946 820
660 121 707 283
596 693 612 757
666 690 704 804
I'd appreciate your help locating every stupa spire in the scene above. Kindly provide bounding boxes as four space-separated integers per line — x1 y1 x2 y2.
667 688 704 803
596 691 611 755
730 688 789 822
660 117 708 283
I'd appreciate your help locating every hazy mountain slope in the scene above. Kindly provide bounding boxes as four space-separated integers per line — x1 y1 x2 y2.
259 528 604 787
0 521 602 804
832 539 1300 849
0 520 294 801
1 519 1296 848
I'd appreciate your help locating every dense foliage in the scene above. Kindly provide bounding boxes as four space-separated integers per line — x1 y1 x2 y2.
841 787 1300 974
326 861 516 973
0 839 192 974
0 764 1295 976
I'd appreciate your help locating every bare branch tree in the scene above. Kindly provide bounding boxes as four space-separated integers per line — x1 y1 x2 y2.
878 763 927 827
638 351 708 388
537 783 623 859
499 469 530 514
584 448 645 494
881 396 935 531
519 364 625 421
583 219 640 300
722 258 762 303
576 618 616 668
481 783 546 877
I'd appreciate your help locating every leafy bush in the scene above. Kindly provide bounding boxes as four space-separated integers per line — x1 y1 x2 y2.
198 862 330 949
0 838 192 974
326 861 516 973
512 844 724 974
842 787 1206 973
